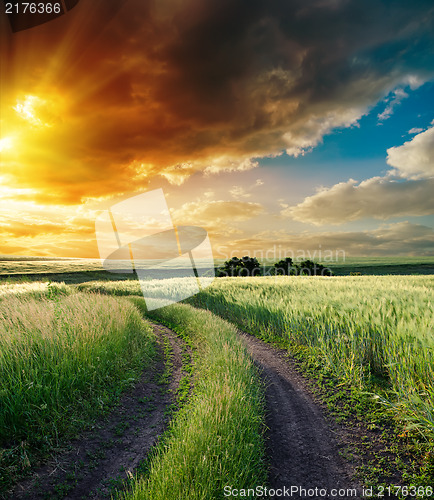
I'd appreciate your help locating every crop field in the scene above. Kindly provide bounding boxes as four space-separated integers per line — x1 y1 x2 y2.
190 276 434 437
79 275 434 438
122 301 266 500
1 273 433 498
322 257 434 276
0 257 105 275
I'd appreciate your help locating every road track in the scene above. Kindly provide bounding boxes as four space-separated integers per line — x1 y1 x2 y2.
239 331 362 500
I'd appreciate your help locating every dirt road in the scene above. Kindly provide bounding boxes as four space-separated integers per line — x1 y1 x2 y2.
11 324 187 500
11 322 363 500
239 331 363 500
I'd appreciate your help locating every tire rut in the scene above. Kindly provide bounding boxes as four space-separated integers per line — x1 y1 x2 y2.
11 324 188 500
239 331 363 500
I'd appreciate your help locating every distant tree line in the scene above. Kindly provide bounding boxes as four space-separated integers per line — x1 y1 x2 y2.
217 256 333 277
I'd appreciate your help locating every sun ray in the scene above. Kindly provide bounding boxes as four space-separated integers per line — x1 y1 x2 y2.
0 137 13 152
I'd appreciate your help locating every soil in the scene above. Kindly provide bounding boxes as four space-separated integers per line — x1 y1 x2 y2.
10 322 385 500
239 331 364 500
10 324 187 500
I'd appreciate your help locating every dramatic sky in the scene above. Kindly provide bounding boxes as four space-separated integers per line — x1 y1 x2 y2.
1 0 434 259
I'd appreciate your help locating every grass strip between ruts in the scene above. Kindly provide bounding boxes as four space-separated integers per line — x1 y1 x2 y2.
120 299 267 500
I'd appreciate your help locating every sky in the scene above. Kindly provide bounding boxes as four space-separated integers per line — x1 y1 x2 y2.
1 0 434 260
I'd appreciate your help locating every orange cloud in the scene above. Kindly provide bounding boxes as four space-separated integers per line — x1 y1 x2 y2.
2 0 433 205
1 0 434 258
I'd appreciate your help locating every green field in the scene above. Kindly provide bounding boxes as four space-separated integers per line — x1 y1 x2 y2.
0 282 266 498
78 274 434 438
189 275 434 437
1 269 433 497
324 256 434 276
1 256 434 282
122 301 266 500
0 283 157 491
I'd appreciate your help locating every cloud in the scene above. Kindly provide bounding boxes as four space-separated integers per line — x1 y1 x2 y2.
1 0 434 202
172 200 264 225
408 127 424 135
229 186 251 199
377 88 408 121
171 199 264 238
229 179 264 199
387 125 434 179
0 199 98 258
0 221 90 237
283 126 434 225
283 177 434 224
226 222 434 257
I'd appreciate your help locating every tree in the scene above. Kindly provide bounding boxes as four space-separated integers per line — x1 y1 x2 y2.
297 259 333 276
273 257 296 275
218 256 261 277
240 255 260 275
216 256 333 277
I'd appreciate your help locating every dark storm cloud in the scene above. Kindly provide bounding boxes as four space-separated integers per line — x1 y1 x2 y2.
2 0 434 200
104 0 434 161
155 0 434 117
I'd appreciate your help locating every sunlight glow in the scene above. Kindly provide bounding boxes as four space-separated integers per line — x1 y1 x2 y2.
13 95 51 128
0 137 13 152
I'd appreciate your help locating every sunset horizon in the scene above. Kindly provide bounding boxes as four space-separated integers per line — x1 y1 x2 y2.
1 0 433 259
1 2 434 495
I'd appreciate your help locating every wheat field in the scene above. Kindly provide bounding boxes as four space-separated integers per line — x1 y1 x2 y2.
189 275 434 436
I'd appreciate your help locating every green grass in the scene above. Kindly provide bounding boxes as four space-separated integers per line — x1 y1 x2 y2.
0 280 71 300
3 270 433 495
119 301 267 500
77 280 143 296
324 256 434 276
74 274 434 439
68 275 434 487
186 275 434 439
0 283 156 492
0 257 105 275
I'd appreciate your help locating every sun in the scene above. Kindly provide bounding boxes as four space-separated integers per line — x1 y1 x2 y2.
0 137 13 153
13 95 44 127
13 95 54 128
